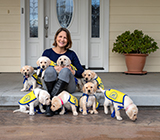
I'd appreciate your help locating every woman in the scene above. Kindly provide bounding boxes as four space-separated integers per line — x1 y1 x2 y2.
42 28 84 117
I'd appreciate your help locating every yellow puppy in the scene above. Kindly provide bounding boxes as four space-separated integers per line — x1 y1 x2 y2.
79 82 99 115
82 70 104 93
20 65 41 91
100 88 138 121
36 56 51 79
51 91 78 116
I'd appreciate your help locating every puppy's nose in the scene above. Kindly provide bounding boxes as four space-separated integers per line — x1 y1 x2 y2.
24 72 27 75
133 118 137 122
61 61 63 65
42 65 45 69
85 78 88 81
88 90 90 93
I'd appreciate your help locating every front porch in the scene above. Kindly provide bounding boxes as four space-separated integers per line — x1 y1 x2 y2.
0 72 159 107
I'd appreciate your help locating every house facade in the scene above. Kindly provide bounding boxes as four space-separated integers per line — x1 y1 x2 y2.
0 0 160 73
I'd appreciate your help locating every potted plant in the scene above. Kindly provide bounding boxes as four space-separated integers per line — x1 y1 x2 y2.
112 29 159 74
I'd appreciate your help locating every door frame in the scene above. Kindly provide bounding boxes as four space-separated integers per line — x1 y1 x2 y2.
20 0 109 72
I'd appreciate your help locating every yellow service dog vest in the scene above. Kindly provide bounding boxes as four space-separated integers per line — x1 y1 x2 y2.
68 93 78 107
104 89 126 105
94 76 104 90
80 93 100 110
18 90 37 105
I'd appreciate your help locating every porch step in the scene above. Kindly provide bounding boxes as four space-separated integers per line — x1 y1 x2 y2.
0 73 160 107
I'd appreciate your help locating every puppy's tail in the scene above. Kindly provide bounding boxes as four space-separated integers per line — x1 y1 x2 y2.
13 109 21 113
99 87 105 93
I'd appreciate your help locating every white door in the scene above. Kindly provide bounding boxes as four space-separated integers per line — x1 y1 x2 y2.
44 0 89 68
24 0 109 71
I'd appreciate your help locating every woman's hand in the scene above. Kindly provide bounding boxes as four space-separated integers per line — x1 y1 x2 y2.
54 65 75 75
65 65 75 75
54 66 63 73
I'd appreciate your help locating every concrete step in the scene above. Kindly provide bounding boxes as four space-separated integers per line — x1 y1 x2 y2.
0 73 160 107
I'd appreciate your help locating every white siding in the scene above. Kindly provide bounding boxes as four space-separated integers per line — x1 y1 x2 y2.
0 0 21 72
109 0 160 72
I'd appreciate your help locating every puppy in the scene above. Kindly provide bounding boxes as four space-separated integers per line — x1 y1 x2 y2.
82 70 104 92
51 91 78 116
13 88 51 115
20 65 41 91
36 56 51 79
56 55 71 67
100 88 138 121
79 82 99 115
56 55 84 92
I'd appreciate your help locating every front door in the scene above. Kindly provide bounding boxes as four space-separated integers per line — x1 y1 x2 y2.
24 0 109 71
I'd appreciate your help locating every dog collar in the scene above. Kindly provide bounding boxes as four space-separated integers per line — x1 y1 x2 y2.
58 97 64 105
125 103 132 111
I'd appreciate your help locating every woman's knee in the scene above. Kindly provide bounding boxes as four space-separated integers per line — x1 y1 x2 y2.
44 67 57 82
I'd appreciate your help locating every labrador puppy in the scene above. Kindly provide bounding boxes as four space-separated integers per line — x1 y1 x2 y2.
36 56 51 79
100 88 138 121
20 65 39 91
13 88 51 115
82 70 104 92
51 90 78 116
79 82 99 115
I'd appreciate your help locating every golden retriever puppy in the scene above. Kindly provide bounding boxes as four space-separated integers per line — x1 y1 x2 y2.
13 88 51 115
79 82 99 115
82 70 104 93
51 91 78 116
20 65 41 91
56 55 84 92
100 88 138 121
36 56 51 79
56 55 71 67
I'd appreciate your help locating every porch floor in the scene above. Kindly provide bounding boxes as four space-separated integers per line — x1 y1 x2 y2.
0 72 159 107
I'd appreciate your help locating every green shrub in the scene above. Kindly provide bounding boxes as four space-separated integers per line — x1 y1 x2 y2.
112 30 159 54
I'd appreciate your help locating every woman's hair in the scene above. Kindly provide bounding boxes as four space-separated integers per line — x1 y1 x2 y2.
53 28 72 49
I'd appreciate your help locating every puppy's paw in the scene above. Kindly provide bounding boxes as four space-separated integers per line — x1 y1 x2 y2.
59 111 65 115
116 116 123 121
21 88 26 91
29 112 35 116
88 110 94 114
94 110 98 114
82 111 87 115
40 109 45 113
73 111 78 116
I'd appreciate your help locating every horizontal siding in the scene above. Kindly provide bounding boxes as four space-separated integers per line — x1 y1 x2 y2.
0 0 21 72
109 0 160 72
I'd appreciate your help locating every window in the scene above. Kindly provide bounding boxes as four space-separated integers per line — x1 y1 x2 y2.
91 0 100 38
30 0 38 37
57 0 73 28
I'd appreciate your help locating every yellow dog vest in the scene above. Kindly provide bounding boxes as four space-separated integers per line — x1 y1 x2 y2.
94 76 104 90
68 93 78 107
104 89 126 105
18 90 37 105
80 93 100 109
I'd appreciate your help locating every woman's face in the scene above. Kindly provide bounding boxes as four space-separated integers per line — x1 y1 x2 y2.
56 31 68 48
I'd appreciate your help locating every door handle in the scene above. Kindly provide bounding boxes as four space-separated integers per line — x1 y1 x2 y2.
44 16 49 38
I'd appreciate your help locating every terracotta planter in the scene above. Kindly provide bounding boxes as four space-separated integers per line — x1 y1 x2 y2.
124 54 148 74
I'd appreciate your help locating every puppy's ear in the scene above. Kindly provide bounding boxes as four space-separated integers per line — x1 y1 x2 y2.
20 67 23 73
82 71 85 78
82 85 86 93
56 58 60 66
46 58 51 66
30 66 34 73
93 84 97 92
68 58 71 65
91 71 96 79
36 58 40 66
